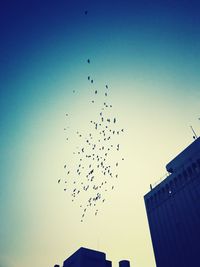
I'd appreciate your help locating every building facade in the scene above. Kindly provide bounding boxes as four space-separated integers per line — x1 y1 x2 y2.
54 247 130 267
144 137 200 267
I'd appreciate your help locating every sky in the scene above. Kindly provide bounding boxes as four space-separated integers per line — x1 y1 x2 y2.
0 0 200 266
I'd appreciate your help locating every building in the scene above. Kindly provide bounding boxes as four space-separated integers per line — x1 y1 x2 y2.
144 137 200 267
54 247 130 267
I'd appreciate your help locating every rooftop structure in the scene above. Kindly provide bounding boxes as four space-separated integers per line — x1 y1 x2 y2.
54 247 130 267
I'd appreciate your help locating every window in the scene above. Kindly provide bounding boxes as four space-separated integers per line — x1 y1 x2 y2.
183 170 188 181
187 166 192 176
192 162 197 172
178 174 183 185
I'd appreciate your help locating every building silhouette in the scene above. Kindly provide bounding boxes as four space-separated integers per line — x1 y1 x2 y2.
54 247 130 267
144 137 200 267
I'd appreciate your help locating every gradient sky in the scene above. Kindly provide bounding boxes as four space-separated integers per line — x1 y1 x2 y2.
1 1 200 267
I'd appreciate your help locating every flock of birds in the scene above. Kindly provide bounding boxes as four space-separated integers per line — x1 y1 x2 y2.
58 10 125 222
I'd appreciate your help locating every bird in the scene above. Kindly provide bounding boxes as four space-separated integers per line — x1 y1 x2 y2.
84 10 88 15
87 59 90 63
58 179 61 183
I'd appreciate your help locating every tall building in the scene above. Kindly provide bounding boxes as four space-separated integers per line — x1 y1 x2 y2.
144 137 200 267
54 247 130 267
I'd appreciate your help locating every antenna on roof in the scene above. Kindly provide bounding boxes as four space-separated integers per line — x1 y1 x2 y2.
190 125 198 140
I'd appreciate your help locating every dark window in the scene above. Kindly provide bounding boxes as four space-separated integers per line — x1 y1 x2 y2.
197 159 200 167
178 174 183 186
192 162 197 172
183 170 188 181
187 166 192 176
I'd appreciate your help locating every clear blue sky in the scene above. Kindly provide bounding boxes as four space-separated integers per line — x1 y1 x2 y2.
0 1 200 267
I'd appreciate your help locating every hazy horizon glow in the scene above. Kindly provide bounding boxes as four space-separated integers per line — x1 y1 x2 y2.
0 1 200 267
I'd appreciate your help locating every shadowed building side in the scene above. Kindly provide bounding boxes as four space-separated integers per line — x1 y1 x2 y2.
119 260 130 267
54 247 130 267
144 137 200 267
63 247 111 267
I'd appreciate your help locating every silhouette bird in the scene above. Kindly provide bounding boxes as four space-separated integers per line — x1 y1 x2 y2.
87 59 90 63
